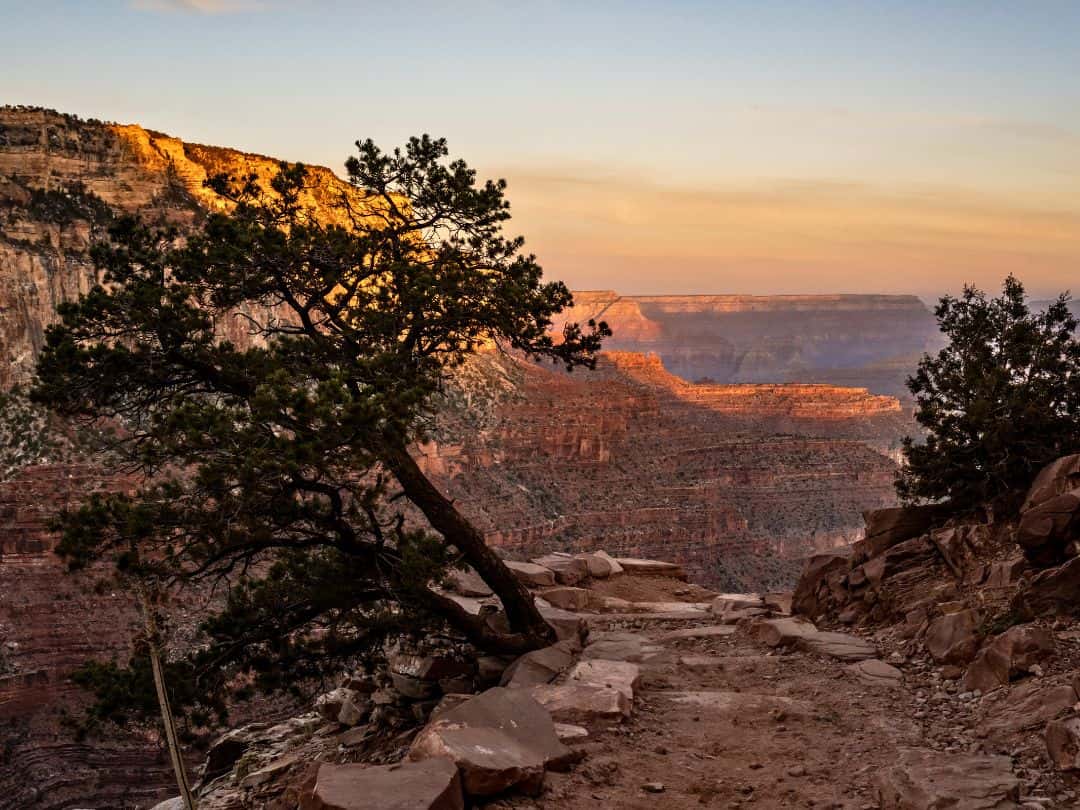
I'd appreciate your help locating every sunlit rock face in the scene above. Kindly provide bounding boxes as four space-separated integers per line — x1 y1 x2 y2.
553 290 943 397
0 106 389 389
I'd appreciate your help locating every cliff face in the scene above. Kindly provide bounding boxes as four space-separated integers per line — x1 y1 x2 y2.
0 106 379 389
424 350 907 592
555 290 944 397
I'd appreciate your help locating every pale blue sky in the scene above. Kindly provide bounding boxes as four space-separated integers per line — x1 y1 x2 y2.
3 1 1078 298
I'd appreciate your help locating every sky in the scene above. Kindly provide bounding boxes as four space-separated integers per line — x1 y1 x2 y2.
2 1 1078 300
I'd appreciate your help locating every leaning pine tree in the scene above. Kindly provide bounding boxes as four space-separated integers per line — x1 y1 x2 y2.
32 136 608 723
897 275 1080 513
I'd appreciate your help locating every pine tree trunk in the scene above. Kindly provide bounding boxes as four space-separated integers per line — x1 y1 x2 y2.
140 590 196 810
381 435 555 651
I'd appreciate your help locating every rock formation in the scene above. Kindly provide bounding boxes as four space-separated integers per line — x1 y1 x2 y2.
552 289 944 397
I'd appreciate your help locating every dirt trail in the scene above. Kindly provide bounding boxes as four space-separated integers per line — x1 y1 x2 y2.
502 616 915 809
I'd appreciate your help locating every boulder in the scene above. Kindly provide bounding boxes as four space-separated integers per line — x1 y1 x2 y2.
566 659 640 700
977 680 1078 736
505 561 556 588
592 550 624 576
202 727 252 781
445 567 493 598
1023 454 1080 512
961 624 1057 693
1046 717 1080 771
863 503 952 557
531 554 588 586
574 551 619 578
792 553 849 619
795 631 877 662
763 591 793 615
924 609 981 665
530 683 631 723
302 760 463 810
1013 556 1080 617
500 641 577 688
614 557 686 579
875 749 1019 809
540 586 591 611
409 687 570 798
1016 488 1080 568
984 556 1027 589
846 659 904 688
709 593 765 619
749 616 817 648
537 604 588 643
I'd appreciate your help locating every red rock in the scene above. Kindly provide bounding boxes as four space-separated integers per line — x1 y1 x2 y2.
500 641 577 688
1023 454 1080 512
566 659 641 700
409 687 570 798
530 683 631 724
924 609 981 665
846 659 904 688
875 748 1019 809
614 558 686 579
795 631 877 662
302 760 463 810
749 616 817 648
1046 717 1080 771
504 561 555 588
540 586 591 611
531 554 588 586
962 624 1056 693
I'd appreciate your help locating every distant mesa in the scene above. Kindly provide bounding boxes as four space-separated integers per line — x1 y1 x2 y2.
554 289 944 397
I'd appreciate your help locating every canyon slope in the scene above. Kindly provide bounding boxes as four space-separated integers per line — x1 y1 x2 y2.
0 106 914 808
553 290 944 397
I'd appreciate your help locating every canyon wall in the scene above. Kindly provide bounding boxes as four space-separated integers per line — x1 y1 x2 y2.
554 290 944 397
423 349 907 592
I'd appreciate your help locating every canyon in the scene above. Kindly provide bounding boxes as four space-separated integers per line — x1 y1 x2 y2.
0 106 916 808
553 289 945 397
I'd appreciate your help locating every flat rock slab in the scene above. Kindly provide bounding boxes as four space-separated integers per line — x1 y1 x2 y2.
615 558 687 579
303 760 464 810
710 593 765 616
678 655 782 674
876 748 1019 809
531 683 631 723
500 641 577 688
587 611 721 624
540 586 591 611
567 659 641 700
582 633 664 663
445 568 493 598
846 659 904 688
660 625 738 641
505 561 556 588
795 630 877 662
664 691 809 717
554 723 589 741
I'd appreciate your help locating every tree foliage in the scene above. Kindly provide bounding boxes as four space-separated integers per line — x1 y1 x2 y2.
32 135 608 722
897 275 1080 510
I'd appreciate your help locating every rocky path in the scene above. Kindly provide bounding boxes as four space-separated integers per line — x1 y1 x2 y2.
489 584 1073 810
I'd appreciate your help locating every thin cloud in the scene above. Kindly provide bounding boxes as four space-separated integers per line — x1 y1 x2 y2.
131 0 265 13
